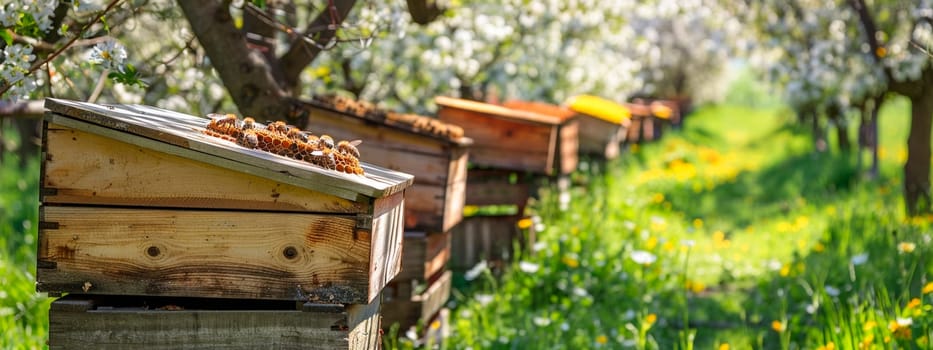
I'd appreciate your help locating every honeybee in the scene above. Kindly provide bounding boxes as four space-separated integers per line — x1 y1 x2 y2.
242 117 257 130
319 135 335 150
337 140 362 159
286 128 308 142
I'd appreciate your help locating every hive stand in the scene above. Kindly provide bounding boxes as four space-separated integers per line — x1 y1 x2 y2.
300 97 468 335
39 99 414 349
436 97 578 270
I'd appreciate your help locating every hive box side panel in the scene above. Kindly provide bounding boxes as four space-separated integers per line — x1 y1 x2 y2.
48 295 381 350
42 124 365 213
37 207 373 303
382 270 452 330
558 120 579 175
577 116 624 159
442 148 469 231
367 191 406 303
307 108 468 232
395 231 451 282
437 107 552 173
450 215 524 270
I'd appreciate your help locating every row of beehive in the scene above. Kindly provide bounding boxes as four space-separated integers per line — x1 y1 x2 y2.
35 95 681 349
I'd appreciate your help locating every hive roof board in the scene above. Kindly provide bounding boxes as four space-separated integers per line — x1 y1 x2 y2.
434 96 576 125
44 98 413 201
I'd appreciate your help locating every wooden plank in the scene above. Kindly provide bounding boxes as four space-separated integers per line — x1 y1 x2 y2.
382 270 451 330
44 99 413 199
37 206 382 303
42 125 365 213
437 106 553 173
48 294 381 350
464 169 532 207
368 193 406 303
450 215 527 270
435 96 565 125
558 119 579 175
395 231 451 282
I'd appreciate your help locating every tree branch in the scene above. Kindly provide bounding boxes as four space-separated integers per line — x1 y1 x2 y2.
278 0 357 92
178 0 295 122
0 0 123 97
406 0 444 25
0 99 45 118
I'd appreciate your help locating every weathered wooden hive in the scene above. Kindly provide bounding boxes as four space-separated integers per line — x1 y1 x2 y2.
301 95 467 333
625 100 671 143
38 98 413 349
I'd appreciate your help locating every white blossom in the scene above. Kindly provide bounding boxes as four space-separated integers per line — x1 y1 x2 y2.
88 40 128 71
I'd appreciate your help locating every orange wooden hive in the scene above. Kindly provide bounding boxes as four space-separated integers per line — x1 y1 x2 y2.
435 96 578 175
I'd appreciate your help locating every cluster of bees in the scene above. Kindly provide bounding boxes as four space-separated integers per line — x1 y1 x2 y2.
203 114 364 175
313 94 384 120
313 94 464 141
386 112 464 140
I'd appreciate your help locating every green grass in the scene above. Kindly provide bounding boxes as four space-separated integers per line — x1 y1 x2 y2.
0 123 49 350
414 95 933 349
0 94 928 349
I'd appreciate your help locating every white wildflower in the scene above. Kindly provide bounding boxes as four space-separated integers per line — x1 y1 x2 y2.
896 317 913 327
519 261 540 274
464 260 488 281
532 316 550 327
474 293 494 306
572 286 589 297
630 250 657 265
850 253 869 266
824 285 840 297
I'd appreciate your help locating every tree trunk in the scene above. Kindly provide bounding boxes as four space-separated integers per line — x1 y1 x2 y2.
836 122 851 152
904 87 933 215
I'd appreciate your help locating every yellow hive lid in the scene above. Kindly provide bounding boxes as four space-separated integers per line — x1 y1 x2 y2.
565 95 631 125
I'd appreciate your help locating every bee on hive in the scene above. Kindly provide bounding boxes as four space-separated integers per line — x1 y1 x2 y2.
203 114 365 176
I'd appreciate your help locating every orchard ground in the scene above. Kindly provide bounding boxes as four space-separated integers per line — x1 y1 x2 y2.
2 94 933 349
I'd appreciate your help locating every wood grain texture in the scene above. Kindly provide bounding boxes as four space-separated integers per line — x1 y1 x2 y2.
37 206 382 303
450 215 531 270
463 169 532 208
435 96 568 125
305 105 470 232
367 196 405 303
43 125 365 213
44 99 413 200
382 270 451 331
557 119 579 175
394 231 451 282
48 294 381 350
576 115 625 159
437 106 554 173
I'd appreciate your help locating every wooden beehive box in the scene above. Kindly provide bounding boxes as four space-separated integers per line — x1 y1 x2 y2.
559 96 632 159
48 294 382 350
381 231 451 329
301 96 471 233
38 99 413 304
435 96 578 175
624 102 654 143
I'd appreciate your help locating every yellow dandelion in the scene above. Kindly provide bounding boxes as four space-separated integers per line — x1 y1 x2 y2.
898 242 916 254
662 241 676 252
693 218 704 229
863 320 877 331
562 256 580 268
463 205 479 217
876 46 887 58
712 230 725 242
595 335 608 345
813 242 826 253
922 282 933 294
859 334 874 349
771 320 786 332
313 66 331 78
645 313 657 325
817 341 836 350
517 218 533 229
889 318 913 340
907 298 922 309
646 236 659 250
652 193 665 204
430 319 441 330
718 343 730 350
779 264 791 277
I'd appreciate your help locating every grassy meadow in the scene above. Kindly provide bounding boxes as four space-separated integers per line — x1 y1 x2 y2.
1 92 932 349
